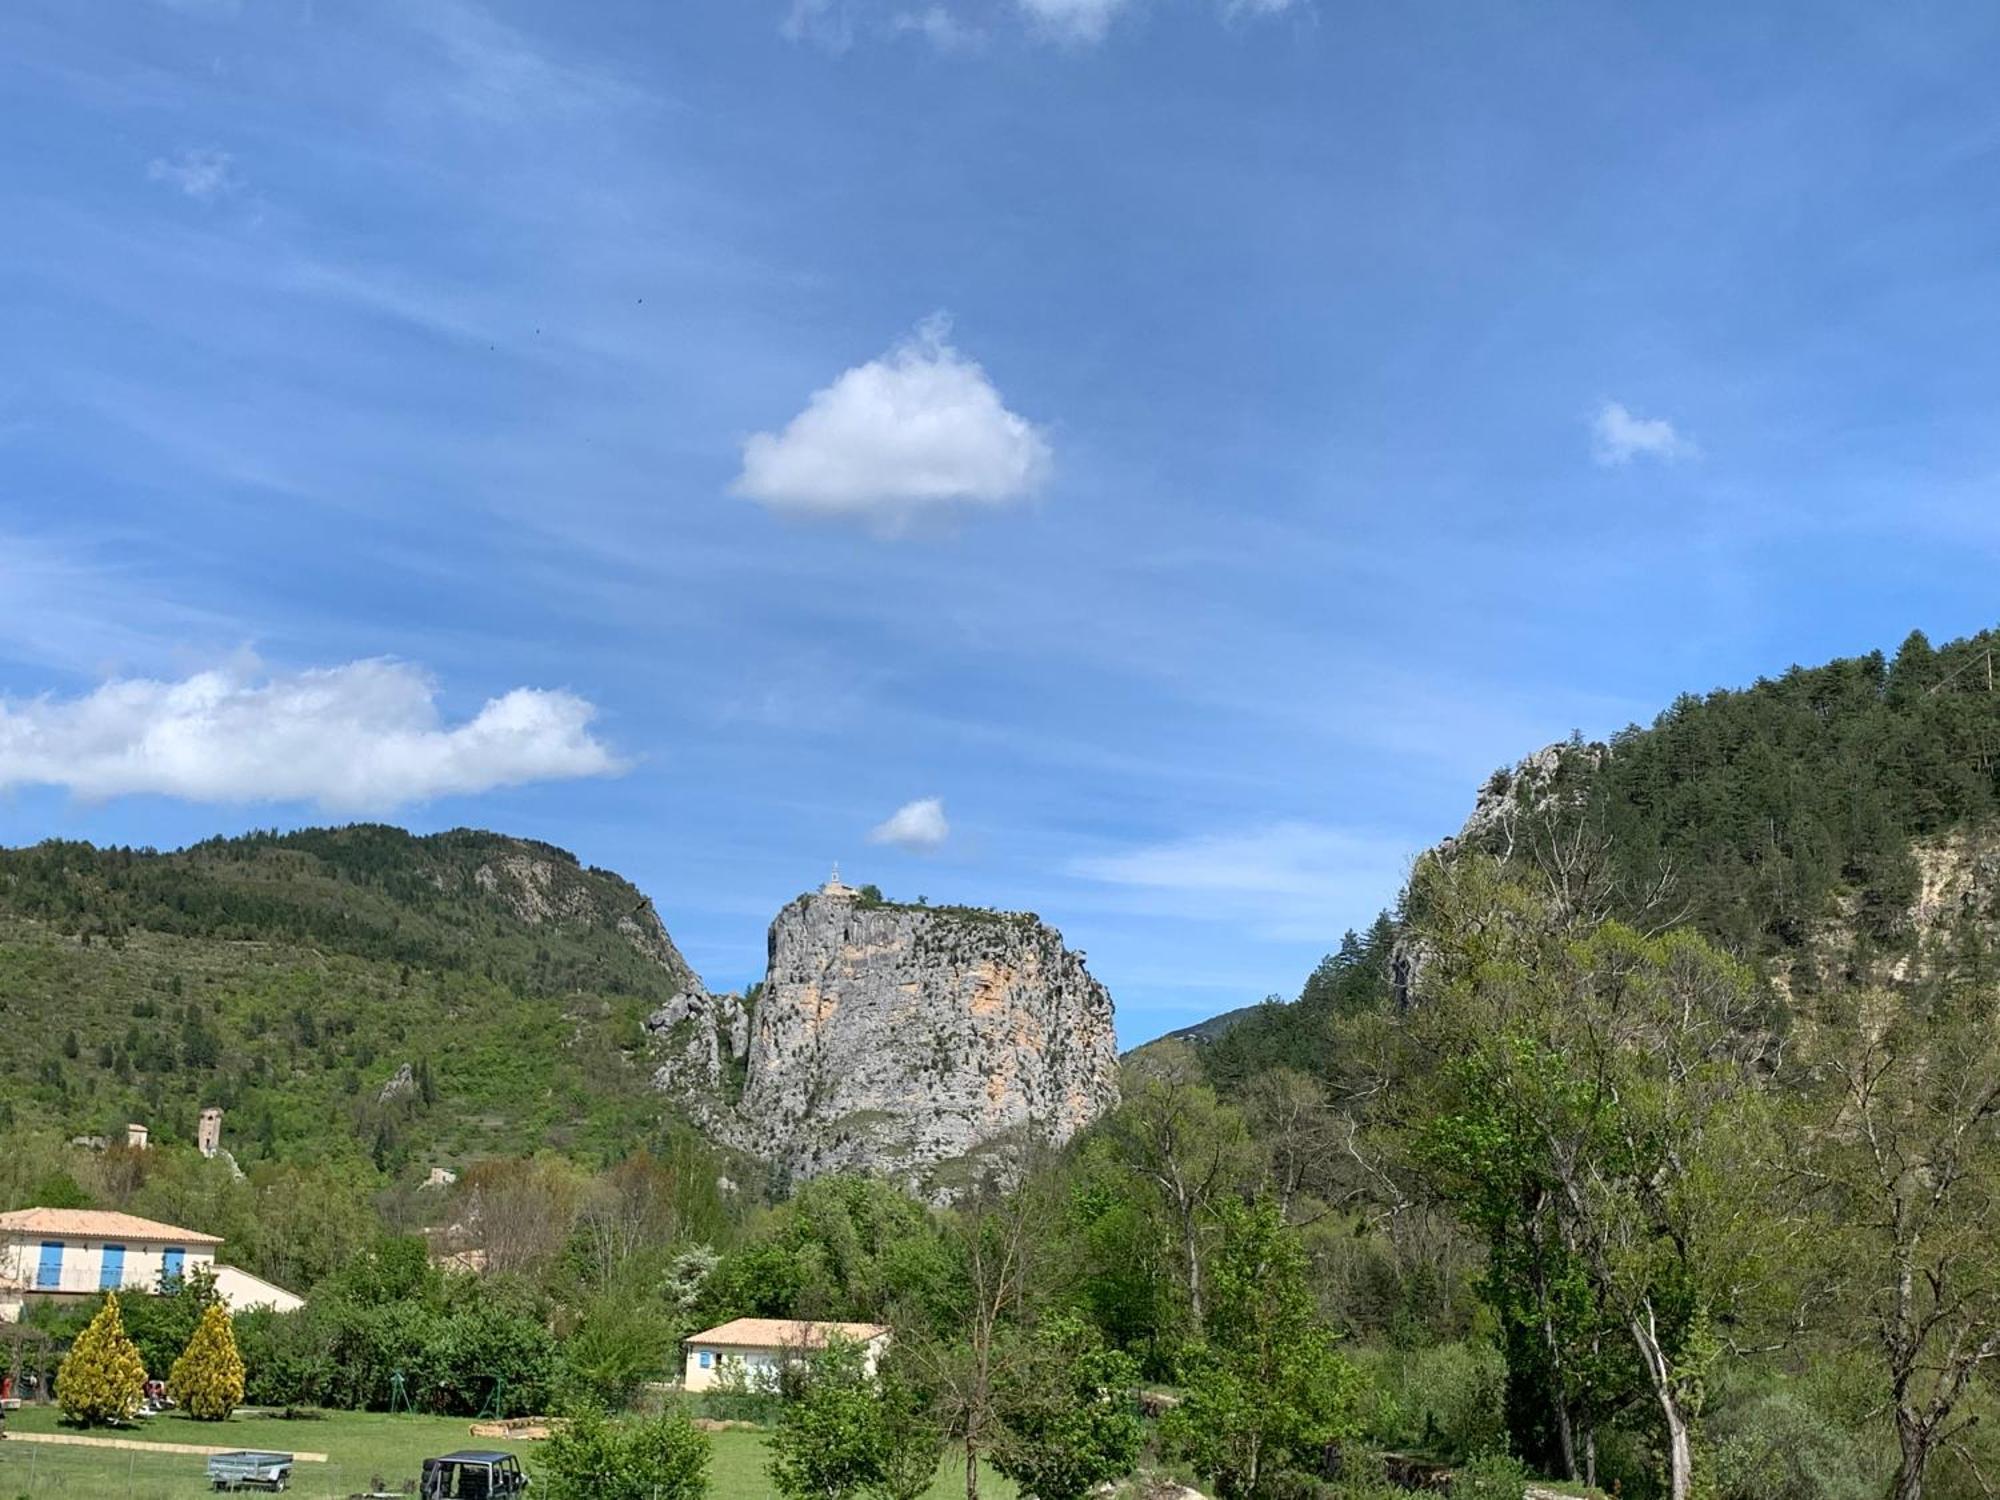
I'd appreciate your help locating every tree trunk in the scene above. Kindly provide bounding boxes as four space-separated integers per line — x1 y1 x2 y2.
1890 1413 1931 1500
965 1444 979 1500
1629 1306 1693 1500
1552 1395 1577 1483
1661 1396 1693 1500
1583 1426 1597 1489
1179 1202 1204 1327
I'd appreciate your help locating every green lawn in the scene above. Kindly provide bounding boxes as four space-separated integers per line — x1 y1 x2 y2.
0 1404 1014 1499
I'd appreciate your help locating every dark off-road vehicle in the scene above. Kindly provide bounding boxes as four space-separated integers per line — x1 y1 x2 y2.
419 1450 529 1499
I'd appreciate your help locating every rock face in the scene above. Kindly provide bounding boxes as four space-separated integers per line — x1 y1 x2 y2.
469 844 703 991
649 885 1120 1198
1443 739 1606 857
379 1062 417 1104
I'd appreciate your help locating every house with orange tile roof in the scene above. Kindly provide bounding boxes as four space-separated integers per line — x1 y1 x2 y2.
0 1208 301 1323
681 1317 891 1393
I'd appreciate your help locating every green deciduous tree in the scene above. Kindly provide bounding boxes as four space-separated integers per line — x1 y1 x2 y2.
538 1404 710 1500
993 1311 1142 1500
57 1291 148 1427
169 1300 246 1419
1406 856 1784 1500
1101 1047 1257 1330
1165 1200 1363 1498
768 1339 892 1500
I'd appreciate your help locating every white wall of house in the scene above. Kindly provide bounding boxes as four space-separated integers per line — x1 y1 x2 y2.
0 1231 217 1304
681 1335 889 1393
209 1263 306 1315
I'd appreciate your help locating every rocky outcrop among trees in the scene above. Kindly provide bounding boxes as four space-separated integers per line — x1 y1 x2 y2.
647 885 1120 1197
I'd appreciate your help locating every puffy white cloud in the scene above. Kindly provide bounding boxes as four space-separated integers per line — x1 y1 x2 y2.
734 317 1051 532
868 796 951 851
1016 0 1130 43
1071 822 1413 940
0 659 624 811
146 147 239 201
1592 401 1696 466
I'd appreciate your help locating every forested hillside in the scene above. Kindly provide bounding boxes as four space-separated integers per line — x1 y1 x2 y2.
1157 622 2000 1500
0 825 704 1169
1201 624 2000 1080
15 627 2000 1500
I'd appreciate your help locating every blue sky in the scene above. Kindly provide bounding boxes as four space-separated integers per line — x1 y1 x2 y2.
6 1 2000 1044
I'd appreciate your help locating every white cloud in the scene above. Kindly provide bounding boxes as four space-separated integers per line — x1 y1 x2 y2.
1016 0 1130 42
1592 401 1696 466
893 6 985 48
868 796 951 851
411 0 645 119
783 0 854 49
1071 822 1413 940
734 317 1052 533
146 147 239 202
0 659 624 811
784 0 1294 49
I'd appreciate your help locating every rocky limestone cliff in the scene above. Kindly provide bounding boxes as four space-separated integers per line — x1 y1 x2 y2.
1443 739 1606 858
465 840 702 992
649 886 1120 1198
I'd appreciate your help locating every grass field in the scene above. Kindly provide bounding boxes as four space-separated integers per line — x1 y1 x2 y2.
0 1404 1015 1499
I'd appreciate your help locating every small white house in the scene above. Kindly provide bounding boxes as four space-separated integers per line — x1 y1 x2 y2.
0 1208 302 1323
681 1318 890 1393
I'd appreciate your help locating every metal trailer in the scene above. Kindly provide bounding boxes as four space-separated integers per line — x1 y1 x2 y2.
205 1449 296 1491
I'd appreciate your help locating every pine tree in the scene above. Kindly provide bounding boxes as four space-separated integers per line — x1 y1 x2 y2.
168 1301 246 1420
56 1291 148 1426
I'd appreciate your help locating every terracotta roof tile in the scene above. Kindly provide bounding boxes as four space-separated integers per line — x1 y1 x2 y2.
685 1318 889 1349
0 1208 223 1245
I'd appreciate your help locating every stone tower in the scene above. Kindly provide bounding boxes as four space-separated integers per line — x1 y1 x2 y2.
197 1107 223 1159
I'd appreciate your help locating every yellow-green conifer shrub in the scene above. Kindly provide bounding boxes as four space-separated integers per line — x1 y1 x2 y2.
168 1301 246 1420
56 1291 148 1426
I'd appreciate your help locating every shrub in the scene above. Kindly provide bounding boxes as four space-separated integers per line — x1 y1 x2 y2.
767 1339 893 1500
554 1295 675 1412
1353 1340 1505 1462
993 1312 1142 1500
1450 1452 1527 1500
56 1292 148 1427
538 1404 710 1500
1712 1390 1871 1500
169 1302 247 1420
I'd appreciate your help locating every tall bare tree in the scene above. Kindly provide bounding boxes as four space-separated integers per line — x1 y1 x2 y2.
907 1138 1047 1500
1103 1046 1256 1326
1794 983 2000 1500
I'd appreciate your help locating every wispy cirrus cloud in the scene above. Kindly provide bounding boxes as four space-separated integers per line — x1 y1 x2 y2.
1592 401 1697 466
407 0 651 119
785 0 1299 50
0 658 624 811
734 316 1051 534
1071 821 1414 940
146 147 239 201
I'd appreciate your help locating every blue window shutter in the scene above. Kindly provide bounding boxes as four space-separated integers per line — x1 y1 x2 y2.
162 1246 185 1284
100 1244 126 1290
699 1351 712 1368
36 1242 63 1289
